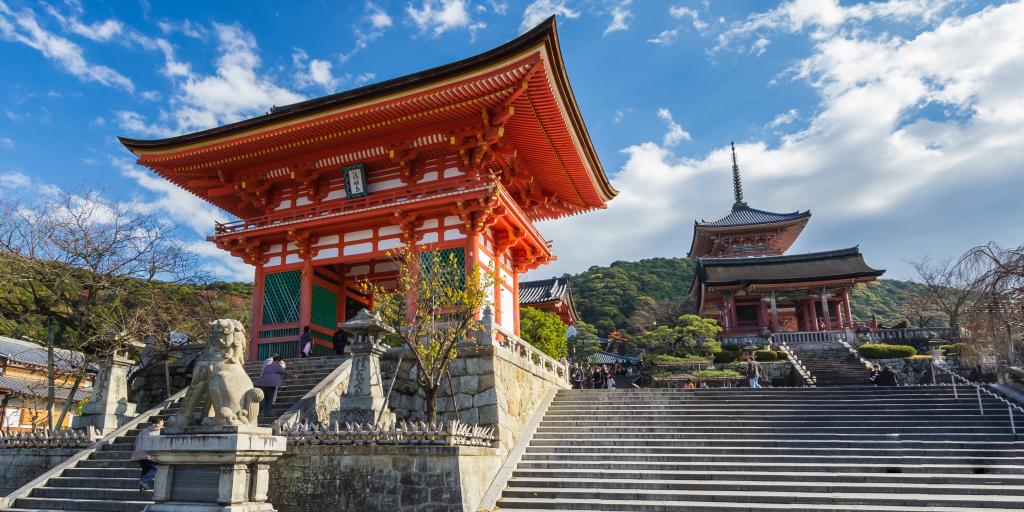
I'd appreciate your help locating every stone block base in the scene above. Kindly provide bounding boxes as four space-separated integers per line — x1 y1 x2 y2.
143 427 286 512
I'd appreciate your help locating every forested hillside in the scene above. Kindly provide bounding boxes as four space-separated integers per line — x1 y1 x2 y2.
565 257 924 335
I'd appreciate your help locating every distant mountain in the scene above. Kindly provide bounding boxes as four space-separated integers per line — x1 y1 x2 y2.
565 257 921 335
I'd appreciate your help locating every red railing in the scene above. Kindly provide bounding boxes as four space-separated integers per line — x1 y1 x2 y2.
214 176 495 237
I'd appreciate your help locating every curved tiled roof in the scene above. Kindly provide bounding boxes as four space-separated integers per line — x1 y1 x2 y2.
695 247 885 286
0 336 87 371
697 202 811 228
519 277 571 304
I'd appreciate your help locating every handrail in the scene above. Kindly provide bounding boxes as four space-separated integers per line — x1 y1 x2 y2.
837 337 874 371
776 341 816 387
931 361 1024 434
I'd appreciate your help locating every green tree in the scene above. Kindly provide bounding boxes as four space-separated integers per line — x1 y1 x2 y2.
360 244 494 423
519 307 568 360
633 314 722 357
567 320 602 361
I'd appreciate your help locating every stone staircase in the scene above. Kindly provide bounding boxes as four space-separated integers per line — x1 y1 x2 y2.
2 355 347 512
242 355 348 426
787 340 871 386
495 386 1024 512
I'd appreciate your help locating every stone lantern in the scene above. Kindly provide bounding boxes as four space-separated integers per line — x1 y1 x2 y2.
332 309 396 425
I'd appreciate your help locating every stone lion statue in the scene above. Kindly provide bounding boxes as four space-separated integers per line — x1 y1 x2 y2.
173 319 264 427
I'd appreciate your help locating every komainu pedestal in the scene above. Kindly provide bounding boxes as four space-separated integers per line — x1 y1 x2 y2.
144 425 285 512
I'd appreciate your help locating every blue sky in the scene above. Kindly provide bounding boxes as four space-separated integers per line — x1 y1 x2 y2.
1 0 1022 282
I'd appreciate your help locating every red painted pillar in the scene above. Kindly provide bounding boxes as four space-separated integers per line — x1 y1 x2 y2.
249 265 265 361
299 259 313 333
465 230 481 321
843 289 855 327
809 298 820 331
512 271 521 336
821 294 833 331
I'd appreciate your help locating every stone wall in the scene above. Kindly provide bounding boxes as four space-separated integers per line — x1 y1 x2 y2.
268 445 500 512
0 447 81 495
870 357 936 385
381 345 567 453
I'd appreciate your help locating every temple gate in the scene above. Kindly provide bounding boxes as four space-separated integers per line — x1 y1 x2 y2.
120 19 616 360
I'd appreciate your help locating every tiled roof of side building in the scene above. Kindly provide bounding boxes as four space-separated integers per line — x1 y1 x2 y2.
518 277 572 304
697 203 811 227
0 375 92 401
695 247 885 286
0 336 88 371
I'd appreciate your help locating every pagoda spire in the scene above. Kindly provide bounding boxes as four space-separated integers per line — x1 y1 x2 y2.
731 142 745 207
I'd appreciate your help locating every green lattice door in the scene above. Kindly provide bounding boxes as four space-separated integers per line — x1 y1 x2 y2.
262 270 300 324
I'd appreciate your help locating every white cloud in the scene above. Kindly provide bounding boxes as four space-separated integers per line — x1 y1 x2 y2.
669 5 708 31
520 0 579 33
407 0 485 37
111 157 227 237
612 108 631 124
657 108 691 147
0 171 30 188
768 108 800 129
0 1 133 91
489 1 509 15
604 0 632 35
366 2 393 28
119 23 305 137
530 1 1024 281
186 241 254 282
647 29 678 46
715 0 954 54
0 137 12 149
140 90 161 101
292 48 378 92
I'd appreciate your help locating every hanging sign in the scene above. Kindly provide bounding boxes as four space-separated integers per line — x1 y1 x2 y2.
343 163 368 199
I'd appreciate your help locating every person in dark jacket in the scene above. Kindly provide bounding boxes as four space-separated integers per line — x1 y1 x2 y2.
299 326 313 357
877 365 899 386
332 328 349 356
869 363 882 385
570 362 585 390
253 356 298 416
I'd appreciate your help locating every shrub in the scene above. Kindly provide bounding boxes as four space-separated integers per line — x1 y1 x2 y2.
714 350 738 364
754 349 777 361
652 354 708 364
858 343 916 359
774 351 789 361
940 343 967 355
722 343 741 352
694 369 741 378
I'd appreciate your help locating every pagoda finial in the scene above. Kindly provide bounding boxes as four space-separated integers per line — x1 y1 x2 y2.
730 141 745 207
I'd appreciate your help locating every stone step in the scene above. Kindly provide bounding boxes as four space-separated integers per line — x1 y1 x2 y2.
62 468 140 479
512 460 1024 475
12 497 149 512
530 432 1020 442
541 409 1011 417
519 452 1024 466
523 445 1024 457
509 468 1024 486
505 476 1024 496
526 438 1024 449
498 486 1024 508
30 487 152 501
47 478 140 490
496 504 1022 512
538 417 1018 426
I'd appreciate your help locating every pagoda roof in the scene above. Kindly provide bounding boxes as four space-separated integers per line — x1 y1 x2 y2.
118 17 616 222
694 247 885 288
697 203 811 228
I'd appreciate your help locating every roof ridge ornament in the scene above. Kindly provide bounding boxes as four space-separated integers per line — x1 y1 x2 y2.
731 141 746 208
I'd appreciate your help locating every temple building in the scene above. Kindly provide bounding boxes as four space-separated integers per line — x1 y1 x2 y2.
518 277 579 325
689 144 884 335
119 18 615 360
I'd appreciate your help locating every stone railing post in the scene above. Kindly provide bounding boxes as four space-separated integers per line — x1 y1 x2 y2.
476 305 495 347
72 351 137 434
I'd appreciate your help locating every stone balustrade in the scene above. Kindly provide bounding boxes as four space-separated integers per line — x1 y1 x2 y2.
0 428 100 449
285 419 496 447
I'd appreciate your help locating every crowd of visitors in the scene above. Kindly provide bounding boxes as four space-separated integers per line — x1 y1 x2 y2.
569 361 633 389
